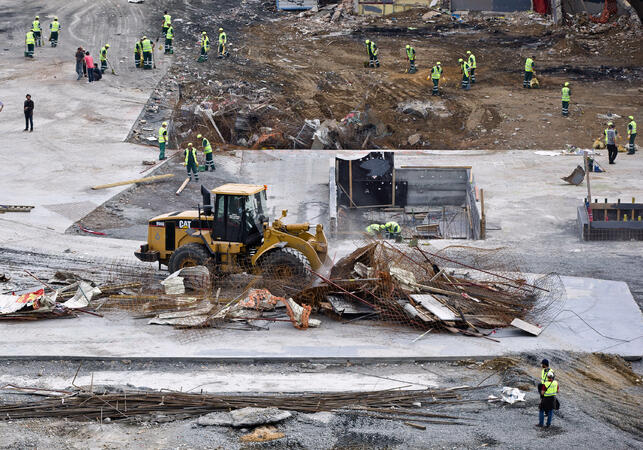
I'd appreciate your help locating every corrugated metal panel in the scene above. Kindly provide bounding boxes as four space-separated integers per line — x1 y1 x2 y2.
276 0 318 10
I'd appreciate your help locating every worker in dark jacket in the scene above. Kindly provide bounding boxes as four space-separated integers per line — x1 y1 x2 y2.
538 372 559 427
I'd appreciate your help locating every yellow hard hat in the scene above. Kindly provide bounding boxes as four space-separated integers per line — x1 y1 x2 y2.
54 16 58 20
142 35 147 39
608 122 614 126
466 50 471 54
219 28 223 31
162 122 168 126
405 44 410 49
197 134 203 139
202 31 207 35
365 39 370 44
458 58 463 62
188 142 193 146
105 44 110 48
437 61 441 65
629 115 634 120
564 82 569 86
35 16 39 19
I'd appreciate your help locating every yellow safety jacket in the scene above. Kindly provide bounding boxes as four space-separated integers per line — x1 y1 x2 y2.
219 32 227 45
431 65 442 80
158 126 168 144
163 15 172 27
543 380 558 397
628 120 637 135
406 47 415 61
142 39 153 52
32 20 41 32
166 27 174 39
561 87 570 101
50 21 60 32
463 61 470 77
202 138 212 154
367 41 378 57
385 222 401 233
525 57 534 72
135 41 142 53
185 147 198 165
202 36 209 51
541 368 553 383
468 53 476 69
605 128 617 144
366 224 381 234
100 46 108 62
26 31 35 45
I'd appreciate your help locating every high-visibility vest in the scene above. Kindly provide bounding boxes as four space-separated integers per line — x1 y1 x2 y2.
219 32 227 45
32 20 41 32
468 53 476 68
431 65 442 80
541 368 553 383
100 46 108 61
463 62 470 77
525 58 534 72
158 126 167 143
163 15 172 27
50 21 60 32
26 31 35 45
135 41 142 52
629 120 637 135
166 27 173 39
561 87 570 101
406 47 415 60
605 128 617 144
202 138 212 154
202 36 209 51
371 42 378 56
185 147 198 164
543 380 558 397
385 222 400 233
366 224 381 234
142 39 153 52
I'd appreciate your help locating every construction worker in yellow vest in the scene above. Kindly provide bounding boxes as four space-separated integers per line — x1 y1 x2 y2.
429 62 442 96
197 134 215 171
365 40 379 68
100 44 110 73
165 26 174 54
25 30 35 58
184 143 200 181
32 16 42 47
218 28 228 58
158 122 168 160
405 45 416 73
538 372 559 427
524 56 535 88
466 50 476 83
141 36 153 69
162 11 171 36
384 221 401 239
365 223 383 235
49 17 61 47
627 115 637 154
561 82 571 117
460 58 471 90
135 39 143 68
198 32 209 62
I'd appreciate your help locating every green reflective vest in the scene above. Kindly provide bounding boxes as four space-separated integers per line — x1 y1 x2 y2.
463 62 470 77
50 21 60 32
468 53 476 68
185 147 198 165
26 31 35 45
628 120 637 135
543 380 558 397
166 27 173 39
561 87 570 101
202 138 212 154
158 126 167 143
541 368 553 384
525 58 534 72
100 46 108 61
406 47 415 60
32 20 41 32
366 224 381 234
431 65 442 80
142 39 153 52
135 41 142 52
385 222 401 233
219 32 227 45
367 41 377 56
163 14 172 27
202 36 209 51
605 128 617 144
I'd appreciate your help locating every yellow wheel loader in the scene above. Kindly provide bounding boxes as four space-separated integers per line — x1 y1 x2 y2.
134 184 328 279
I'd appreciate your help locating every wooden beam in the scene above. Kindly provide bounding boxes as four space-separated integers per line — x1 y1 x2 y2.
91 174 174 190
175 177 190 195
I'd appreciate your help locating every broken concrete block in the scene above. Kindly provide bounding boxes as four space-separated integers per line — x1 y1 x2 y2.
196 407 292 427
408 133 421 145
298 411 334 426
161 271 185 295
178 266 211 291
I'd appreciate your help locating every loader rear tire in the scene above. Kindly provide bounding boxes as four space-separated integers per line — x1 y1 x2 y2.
260 247 310 280
168 243 211 273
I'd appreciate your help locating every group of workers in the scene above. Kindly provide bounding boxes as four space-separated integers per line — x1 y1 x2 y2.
197 28 229 63
365 222 402 239
604 116 637 164
25 16 61 57
158 122 216 180
538 359 559 428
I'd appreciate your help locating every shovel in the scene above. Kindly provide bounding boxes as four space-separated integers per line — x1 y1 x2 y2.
106 58 117 75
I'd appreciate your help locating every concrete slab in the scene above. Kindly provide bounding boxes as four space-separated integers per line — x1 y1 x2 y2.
0 276 640 359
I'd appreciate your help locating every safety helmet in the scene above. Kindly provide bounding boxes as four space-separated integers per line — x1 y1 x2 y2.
458 58 463 62
142 35 147 39
188 142 193 147
219 28 223 31
437 61 441 65
105 44 110 48
162 122 168 126
629 116 634 120
564 82 569 86
405 44 410 49
547 372 555 380
365 39 370 44
608 122 614 126
202 31 207 35
35 16 39 19
54 16 58 20
466 50 471 54
197 133 203 139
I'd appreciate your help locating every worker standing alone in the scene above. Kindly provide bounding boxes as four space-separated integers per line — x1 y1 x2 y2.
466 50 476 83
49 17 61 47
32 16 42 47
184 143 200 182
524 56 535 88
538 372 559 428
158 122 169 160
199 32 209 62
197 134 215 171
429 61 442 96
627 115 637 154
25 30 35 58
561 82 571 117
100 44 110 74
165 25 174 55
405 45 416 73
218 28 228 58
365 40 379 68
605 122 619 164
141 36 153 69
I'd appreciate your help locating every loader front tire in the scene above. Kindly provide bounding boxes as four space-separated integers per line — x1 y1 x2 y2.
260 247 310 280
168 243 211 273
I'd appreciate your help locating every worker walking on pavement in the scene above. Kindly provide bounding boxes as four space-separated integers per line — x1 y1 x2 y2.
429 61 442 96
184 143 200 182
49 17 61 47
197 134 215 171
198 32 209 62
627 115 637 154
466 50 476 83
158 122 169 160
25 29 35 58
32 16 42 47
561 82 571 117
135 38 143 68
365 40 379 68
100 44 110 73
162 11 171 37
165 25 174 54
524 56 535 88
218 28 228 58
405 44 416 73
605 122 619 164
459 58 471 90
141 36 153 69
538 372 559 428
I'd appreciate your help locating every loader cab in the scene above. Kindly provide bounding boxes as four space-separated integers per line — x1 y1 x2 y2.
203 184 268 246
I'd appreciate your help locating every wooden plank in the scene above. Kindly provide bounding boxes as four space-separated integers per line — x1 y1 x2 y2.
175 177 190 195
510 318 542 336
410 294 460 321
91 174 174 190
